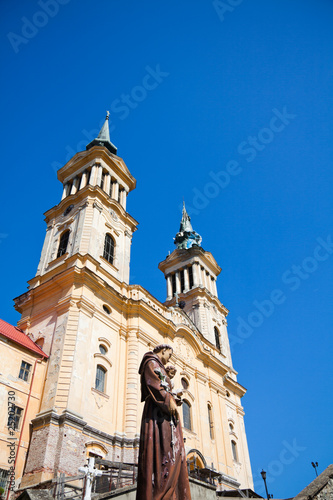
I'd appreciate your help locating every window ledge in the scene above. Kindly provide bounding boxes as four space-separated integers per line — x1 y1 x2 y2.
100 256 118 271
183 428 197 437
48 252 69 267
94 353 112 367
91 388 109 399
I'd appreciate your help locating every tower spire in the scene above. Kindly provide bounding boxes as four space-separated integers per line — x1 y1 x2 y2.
86 111 117 155
174 202 202 249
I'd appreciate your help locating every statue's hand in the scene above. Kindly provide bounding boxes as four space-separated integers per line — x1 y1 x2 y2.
169 397 179 421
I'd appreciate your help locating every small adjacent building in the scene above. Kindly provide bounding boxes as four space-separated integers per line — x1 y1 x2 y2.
0 319 48 494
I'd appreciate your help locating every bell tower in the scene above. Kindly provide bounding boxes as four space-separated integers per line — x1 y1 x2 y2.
33 112 137 290
158 203 233 367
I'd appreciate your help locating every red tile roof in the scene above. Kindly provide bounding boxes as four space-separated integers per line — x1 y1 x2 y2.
0 318 48 358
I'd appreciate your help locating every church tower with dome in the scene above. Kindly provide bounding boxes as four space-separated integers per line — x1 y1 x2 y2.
2 114 253 494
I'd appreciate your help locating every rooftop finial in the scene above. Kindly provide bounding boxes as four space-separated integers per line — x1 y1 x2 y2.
86 112 117 155
174 202 202 249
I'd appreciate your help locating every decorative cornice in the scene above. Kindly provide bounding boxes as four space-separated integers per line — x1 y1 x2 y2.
224 375 247 398
31 410 140 449
158 247 221 277
93 202 103 213
194 370 207 384
93 353 112 367
98 337 111 348
182 390 195 402
57 148 136 192
218 473 241 488
208 379 224 393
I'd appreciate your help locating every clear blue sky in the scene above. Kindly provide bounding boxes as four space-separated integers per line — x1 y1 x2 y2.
1 1 332 497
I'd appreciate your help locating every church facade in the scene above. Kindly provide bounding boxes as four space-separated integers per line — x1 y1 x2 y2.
6 114 253 492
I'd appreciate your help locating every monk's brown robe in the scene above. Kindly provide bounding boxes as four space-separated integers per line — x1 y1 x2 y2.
136 352 191 500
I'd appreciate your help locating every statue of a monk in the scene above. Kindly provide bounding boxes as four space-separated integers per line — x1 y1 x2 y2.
136 344 192 500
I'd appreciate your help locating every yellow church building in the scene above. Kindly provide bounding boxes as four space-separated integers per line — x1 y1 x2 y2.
0 114 253 495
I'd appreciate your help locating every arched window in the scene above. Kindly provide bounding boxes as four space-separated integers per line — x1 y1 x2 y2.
183 400 192 430
57 230 70 258
181 378 189 390
207 404 214 439
95 365 106 393
103 234 115 264
214 326 221 351
231 440 238 461
99 345 107 355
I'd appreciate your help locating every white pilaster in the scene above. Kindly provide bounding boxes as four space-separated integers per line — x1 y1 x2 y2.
79 171 88 190
61 184 68 200
70 177 79 195
166 275 172 300
121 190 127 210
89 164 97 186
124 330 139 438
96 165 103 187
113 181 119 202
193 262 199 287
212 278 218 297
175 271 181 294
200 267 206 288
184 267 189 292
207 273 212 294
104 173 111 195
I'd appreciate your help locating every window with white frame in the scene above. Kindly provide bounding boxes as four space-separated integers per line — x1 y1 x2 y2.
183 400 192 430
19 361 32 382
95 365 106 393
